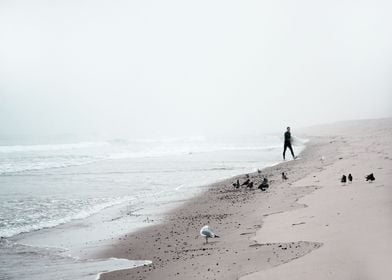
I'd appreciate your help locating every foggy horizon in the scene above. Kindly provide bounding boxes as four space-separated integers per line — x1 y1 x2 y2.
1 0 392 143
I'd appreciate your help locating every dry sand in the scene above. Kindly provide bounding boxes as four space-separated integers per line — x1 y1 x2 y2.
99 118 392 280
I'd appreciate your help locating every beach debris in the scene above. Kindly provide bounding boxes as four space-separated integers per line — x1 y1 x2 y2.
292 222 306 226
232 179 240 188
341 175 347 183
200 225 219 244
258 178 269 191
257 169 262 175
247 182 254 189
241 179 250 186
245 174 250 179
348 173 353 182
282 172 288 180
366 173 375 182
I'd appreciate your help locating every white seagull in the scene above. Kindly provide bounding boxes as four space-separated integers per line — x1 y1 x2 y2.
200 225 219 244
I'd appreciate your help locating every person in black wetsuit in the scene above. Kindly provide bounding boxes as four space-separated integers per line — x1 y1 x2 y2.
283 126 296 160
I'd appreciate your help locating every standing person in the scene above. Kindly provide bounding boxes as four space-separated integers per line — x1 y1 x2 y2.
283 126 296 160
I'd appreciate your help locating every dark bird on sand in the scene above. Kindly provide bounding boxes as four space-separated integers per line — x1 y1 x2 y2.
232 179 240 188
245 174 250 179
258 178 269 191
257 169 262 174
241 179 250 186
247 182 254 189
348 174 353 182
341 175 347 183
366 173 375 182
282 172 288 180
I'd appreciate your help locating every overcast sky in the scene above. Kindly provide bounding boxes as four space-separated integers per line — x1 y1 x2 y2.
1 0 391 140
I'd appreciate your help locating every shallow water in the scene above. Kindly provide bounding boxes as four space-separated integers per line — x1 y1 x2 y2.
0 239 149 280
0 136 304 279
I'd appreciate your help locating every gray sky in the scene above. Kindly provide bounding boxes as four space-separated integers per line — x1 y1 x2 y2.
1 0 391 140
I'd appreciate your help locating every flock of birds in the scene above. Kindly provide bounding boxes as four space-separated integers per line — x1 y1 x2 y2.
341 173 375 183
201 171 377 244
230 170 288 192
201 171 291 243
232 176 270 191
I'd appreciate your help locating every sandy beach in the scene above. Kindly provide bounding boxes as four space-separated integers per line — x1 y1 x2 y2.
2 2 392 279
99 118 392 280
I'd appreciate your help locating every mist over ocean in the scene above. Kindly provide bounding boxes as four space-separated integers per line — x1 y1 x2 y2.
0 135 304 280
1 0 391 279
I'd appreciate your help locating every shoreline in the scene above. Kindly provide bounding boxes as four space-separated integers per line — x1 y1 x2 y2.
2 137 303 280
8 145 297 251
98 118 392 280
98 135 337 279
242 118 392 280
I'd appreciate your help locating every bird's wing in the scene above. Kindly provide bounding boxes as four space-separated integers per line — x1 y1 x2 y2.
200 226 215 238
200 226 210 236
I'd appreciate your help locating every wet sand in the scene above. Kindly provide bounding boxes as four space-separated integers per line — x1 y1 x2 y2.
99 118 392 280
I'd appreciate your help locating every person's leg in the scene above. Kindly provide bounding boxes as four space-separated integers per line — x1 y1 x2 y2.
288 143 295 159
283 143 288 160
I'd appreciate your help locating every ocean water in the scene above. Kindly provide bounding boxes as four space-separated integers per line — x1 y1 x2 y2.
0 135 304 280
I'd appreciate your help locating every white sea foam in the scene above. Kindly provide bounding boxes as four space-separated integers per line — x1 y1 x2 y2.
0 142 110 174
0 135 305 280
0 196 134 238
0 157 103 174
0 142 110 153
0 138 283 175
0 239 150 280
